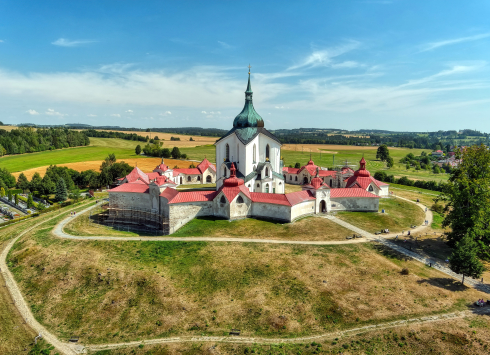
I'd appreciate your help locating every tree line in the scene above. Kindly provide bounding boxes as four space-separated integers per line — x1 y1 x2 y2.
0 127 89 156
83 129 148 142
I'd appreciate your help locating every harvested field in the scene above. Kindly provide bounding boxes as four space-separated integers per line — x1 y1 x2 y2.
281 144 416 154
12 157 200 180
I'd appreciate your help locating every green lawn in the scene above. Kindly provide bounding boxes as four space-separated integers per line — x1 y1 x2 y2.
337 197 425 234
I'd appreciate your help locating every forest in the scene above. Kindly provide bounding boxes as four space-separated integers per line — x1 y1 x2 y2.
0 127 89 156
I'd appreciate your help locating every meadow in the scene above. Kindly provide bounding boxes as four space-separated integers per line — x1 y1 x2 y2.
7 209 486 346
1 136 449 183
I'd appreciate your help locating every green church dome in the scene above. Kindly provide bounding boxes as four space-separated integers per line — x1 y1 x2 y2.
233 72 264 128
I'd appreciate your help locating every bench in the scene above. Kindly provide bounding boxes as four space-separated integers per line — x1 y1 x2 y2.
346 236 353 240
69 337 79 343
355 235 363 238
229 329 241 336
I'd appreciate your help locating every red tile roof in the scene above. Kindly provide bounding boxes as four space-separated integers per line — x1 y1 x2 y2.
147 172 160 180
160 187 179 201
305 176 330 190
282 167 300 174
318 170 336 177
167 190 217 204
330 188 379 198
173 168 201 175
153 175 176 186
197 158 216 173
125 166 149 184
218 185 251 202
250 192 291 206
285 190 316 206
297 159 318 176
109 182 149 193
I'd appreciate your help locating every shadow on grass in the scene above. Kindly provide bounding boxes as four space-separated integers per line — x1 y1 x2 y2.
371 243 412 262
416 277 468 292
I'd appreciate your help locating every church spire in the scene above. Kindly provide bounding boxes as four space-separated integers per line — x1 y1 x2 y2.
232 66 264 128
245 64 253 96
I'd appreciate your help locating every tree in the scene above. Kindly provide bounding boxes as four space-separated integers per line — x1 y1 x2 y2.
135 145 142 155
69 188 81 202
440 144 490 256
0 168 16 188
189 163 196 168
294 162 301 169
30 172 43 193
100 153 116 170
376 144 390 162
449 234 485 284
17 173 30 192
26 194 34 208
190 137 194 141
14 194 18 205
374 171 387 181
432 165 440 174
7 190 12 202
386 156 394 168
55 178 68 202
171 147 181 159
41 174 56 196
161 148 171 158
0 187 5 197
37 203 45 212
406 163 410 170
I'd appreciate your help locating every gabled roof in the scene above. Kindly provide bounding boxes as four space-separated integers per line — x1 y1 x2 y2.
153 176 176 186
218 185 251 202
282 167 300 174
285 190 316 206
124 166 149 184
197 158 216 173
304 176 330 190
330 188 379 198
147 172 160 180
109 182 149 193
318 170 336 177
297 159 318 176
160 187 179 201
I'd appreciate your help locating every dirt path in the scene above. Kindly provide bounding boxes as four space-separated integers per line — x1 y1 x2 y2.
0 203 93 355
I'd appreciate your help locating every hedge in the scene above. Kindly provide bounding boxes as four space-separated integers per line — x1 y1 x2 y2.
373 171 445 192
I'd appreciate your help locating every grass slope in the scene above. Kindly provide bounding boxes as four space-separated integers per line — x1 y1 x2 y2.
65 213 355 241
337 197 425 234
8 216 485 345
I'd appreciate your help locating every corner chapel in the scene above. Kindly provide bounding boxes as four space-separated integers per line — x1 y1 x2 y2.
215 69 285 194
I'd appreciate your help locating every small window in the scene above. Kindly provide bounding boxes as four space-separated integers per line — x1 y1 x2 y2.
253 144 256 162
265 184 269 193
223 168 226 177
279 182 282 185
290 176 292 180
206 175 212 183
237 196 244 204
265 167 269 177
256 183 260 188
220 195 226 204
197 176 201 181
266 144 270 160
187 176 191 182
368 185 374 192
295 176 298 181
225 144 230 161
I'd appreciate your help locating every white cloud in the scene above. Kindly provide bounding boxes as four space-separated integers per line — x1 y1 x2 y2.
421 33 490 52
51 38 95 47
0 40 3 43
125 109 133 114
87 114 97 117
201 111 207 114
45 108 66 117
26 109 39 115
331 61 363 69
288 41 360 70
218 41 232 49
159 111 172 116
110 113 121 117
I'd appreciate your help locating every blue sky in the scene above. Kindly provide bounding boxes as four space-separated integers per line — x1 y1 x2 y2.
1 0 489 131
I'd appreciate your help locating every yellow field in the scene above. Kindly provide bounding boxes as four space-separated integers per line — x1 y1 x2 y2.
281 143 411 153
12 157 197 179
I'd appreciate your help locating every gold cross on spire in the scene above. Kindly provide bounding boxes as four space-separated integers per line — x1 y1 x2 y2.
248 64 251 74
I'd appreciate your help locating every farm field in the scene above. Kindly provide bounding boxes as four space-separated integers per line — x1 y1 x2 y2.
8 211 486 345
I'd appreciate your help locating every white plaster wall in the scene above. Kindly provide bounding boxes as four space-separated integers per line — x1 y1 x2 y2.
379 185 389 197
291 200 316 220
330 197 379 212
229 193 252 219
250 202 291 222
258 134 281 173
244 136 260 176
202 168 216 184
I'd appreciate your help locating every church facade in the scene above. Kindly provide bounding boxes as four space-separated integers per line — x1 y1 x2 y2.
107 71 389 235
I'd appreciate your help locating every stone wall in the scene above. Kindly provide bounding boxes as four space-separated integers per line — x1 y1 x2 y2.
228 193 252 219
291 200 315 221
109 191 150 210
330 197 379 212
168 202 214 234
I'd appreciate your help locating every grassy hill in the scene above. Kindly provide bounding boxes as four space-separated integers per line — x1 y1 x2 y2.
7 211 485 345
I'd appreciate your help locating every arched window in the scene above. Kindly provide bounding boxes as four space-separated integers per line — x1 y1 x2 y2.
237 195 244 204
265 184 269 193
368 185 374 192
220 195 226 204
237 144 239 162
290 176 292 180
265 167 269 177
223 168 226 177
187 176 191 182
295 176 298 181
206 175 212 183
225 144 230 161
253 144 256 162
197 176 201 181
256 183 260 188
266 144 270 160
279 182 282 185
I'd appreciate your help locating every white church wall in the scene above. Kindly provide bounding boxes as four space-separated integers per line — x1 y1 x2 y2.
229 193 252 219
258 134 281 173
250 202 291 222
202 168 216 184
379 185 389 197
244 136 259 176
330 197 379 212
168 201 214 234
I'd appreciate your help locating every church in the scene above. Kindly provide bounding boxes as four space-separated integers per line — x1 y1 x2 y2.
108 70 389 235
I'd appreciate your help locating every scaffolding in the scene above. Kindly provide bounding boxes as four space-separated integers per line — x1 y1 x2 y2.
90 203 169 235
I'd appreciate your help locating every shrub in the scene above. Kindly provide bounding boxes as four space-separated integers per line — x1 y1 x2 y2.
401 268 409 275
431 203 444 214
